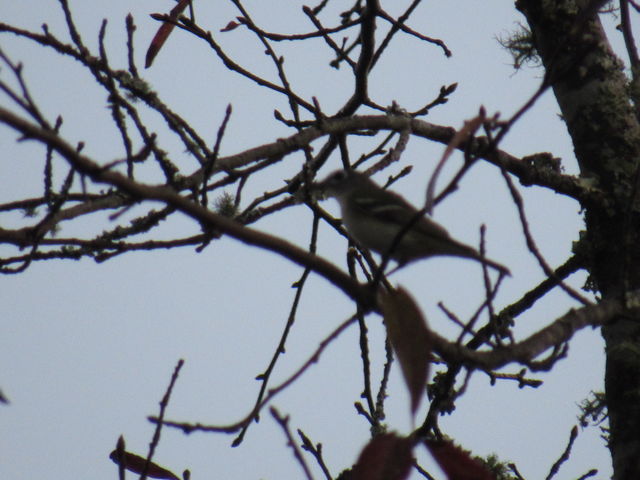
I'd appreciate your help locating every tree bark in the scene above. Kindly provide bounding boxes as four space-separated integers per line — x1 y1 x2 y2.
516 1 640 478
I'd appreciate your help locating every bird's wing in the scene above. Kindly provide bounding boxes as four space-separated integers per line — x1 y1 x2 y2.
351 188 415 220
351 189 453 240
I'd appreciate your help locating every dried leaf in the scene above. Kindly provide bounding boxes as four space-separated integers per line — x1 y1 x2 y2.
378 287 431 415
351 433 413 480
145 0 191 68
109 449 180 480
425 439 495 480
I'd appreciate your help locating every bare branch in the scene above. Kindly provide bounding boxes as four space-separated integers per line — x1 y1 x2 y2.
430 297 626 371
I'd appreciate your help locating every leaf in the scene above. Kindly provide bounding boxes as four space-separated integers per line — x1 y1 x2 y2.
145 0 191 68
109 449 180 480
351 433 413 480
425 439 495 480
378 287 431 416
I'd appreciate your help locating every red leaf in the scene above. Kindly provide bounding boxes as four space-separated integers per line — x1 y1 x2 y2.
109 449 180 480
378 287 431 416
352 433 413 480
145 0 191 68
425 439 495 480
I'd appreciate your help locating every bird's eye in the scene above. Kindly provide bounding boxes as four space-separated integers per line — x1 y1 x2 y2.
329 170 347 183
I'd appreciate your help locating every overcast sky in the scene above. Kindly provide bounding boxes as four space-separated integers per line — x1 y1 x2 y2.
1 1 630 479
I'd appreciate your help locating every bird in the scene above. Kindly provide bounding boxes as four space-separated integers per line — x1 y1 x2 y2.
316 169 510 276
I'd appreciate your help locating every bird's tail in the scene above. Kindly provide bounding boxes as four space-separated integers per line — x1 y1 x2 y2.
452 241 511 276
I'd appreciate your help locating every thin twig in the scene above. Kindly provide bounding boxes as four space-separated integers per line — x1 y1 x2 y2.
151 314 359 435
233 215 321 446
298 430 333 480
500 169 592 305
140 359 185 480
270 407 315 480
545 425 578 480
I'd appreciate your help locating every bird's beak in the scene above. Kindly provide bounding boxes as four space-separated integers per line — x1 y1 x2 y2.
291 178 327 204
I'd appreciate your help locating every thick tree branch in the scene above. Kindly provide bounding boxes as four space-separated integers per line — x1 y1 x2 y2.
154 294 629 438
428 297 621 371
0 105 374 308
191 115 598 203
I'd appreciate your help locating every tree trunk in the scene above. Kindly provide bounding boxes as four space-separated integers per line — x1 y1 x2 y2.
516 1 640 478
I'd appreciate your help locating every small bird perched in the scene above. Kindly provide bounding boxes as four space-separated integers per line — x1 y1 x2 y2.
317 169 510 276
